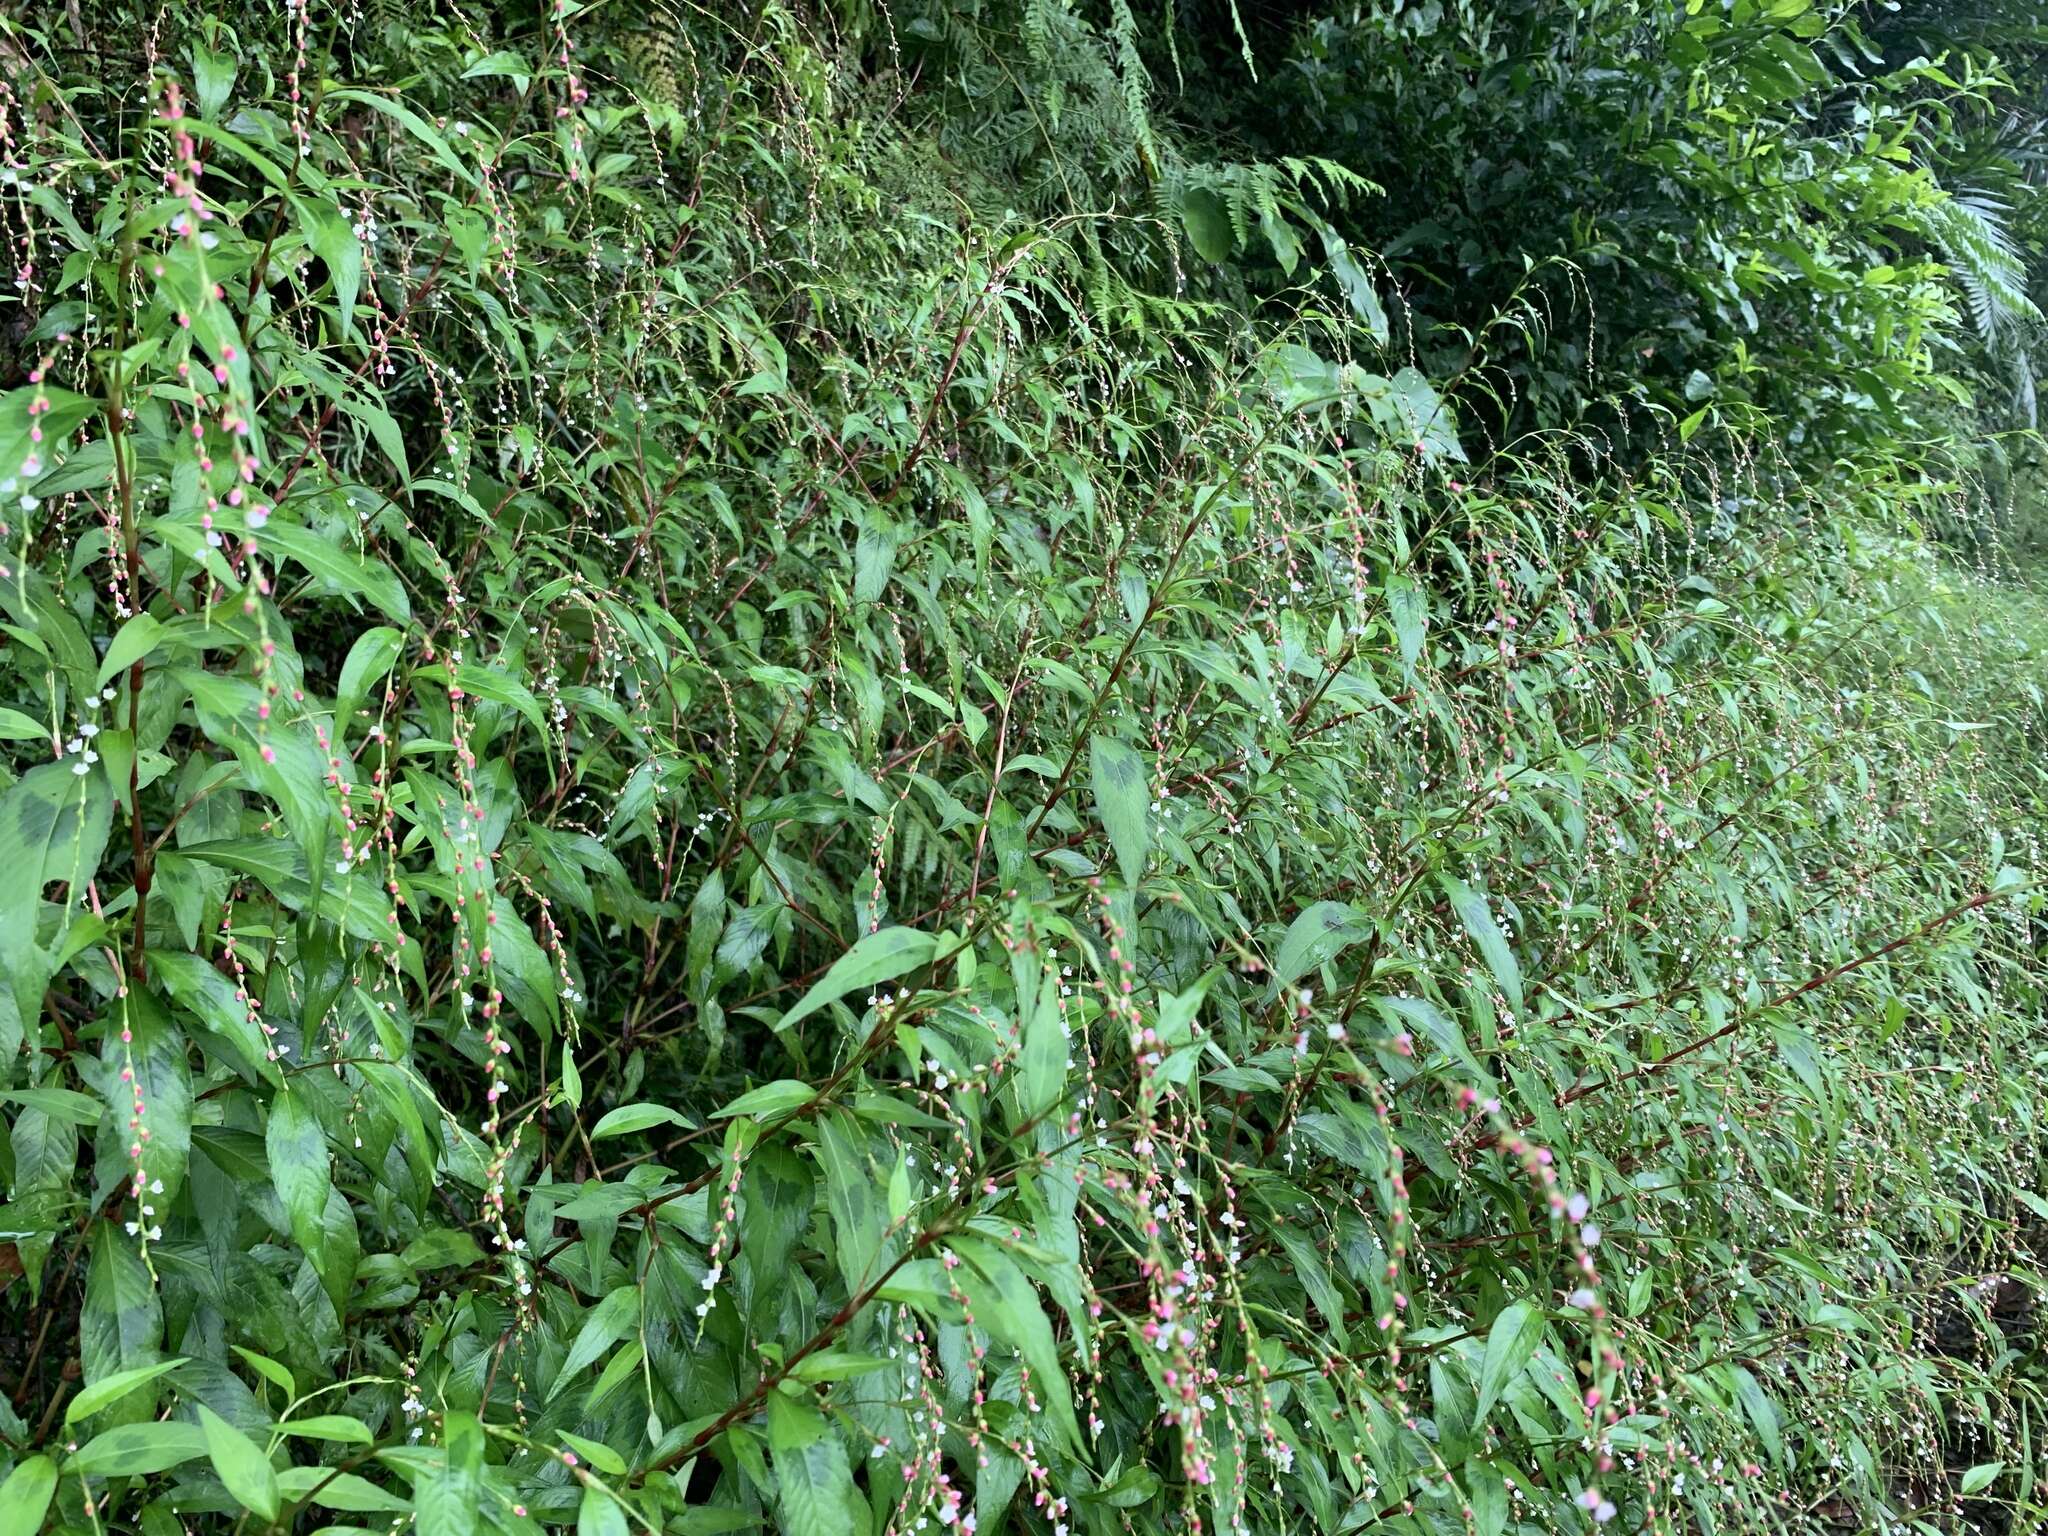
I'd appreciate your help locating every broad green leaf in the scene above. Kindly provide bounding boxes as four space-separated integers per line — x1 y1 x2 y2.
0 1086 104 1124
335 624 403 726
775 927 938 1034
1321 228 1390 345
190 42 235 117
787 1350 895 1383
200 1402 281 1522
0 1455 57 1536
0 759 115 1029
1088 734 1149 886
68 1421 209 1477
1727 1365 1784 1466
1437 874 1522 1013
559 1431 628 1476
712 1079 814 1120
1273 901 1372 989
590 1102 687 1139
323 90 479 187
1959 1463 2003 1496
817 1110 892 1295
414 1410 484 1536
80 1225 164 1427
1181 187 1234 262
1466 1462 1508 1536
306 207 364 341
65 1356 188 1426
767 1393 864 1536
400 1229 485 1270
97 613 163 690
948 1235 1081 1451
578 1485 630 1536
276 1466 410 1512
256 521 411 622
232 1345 295 1398
1473 1300 1543 1428
276 1414 374 1444
266 1089 332 1272
550 1286 641 1398
1385 573 1426 670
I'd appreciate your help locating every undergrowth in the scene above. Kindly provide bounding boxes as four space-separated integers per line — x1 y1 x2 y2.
0 3 2042 1536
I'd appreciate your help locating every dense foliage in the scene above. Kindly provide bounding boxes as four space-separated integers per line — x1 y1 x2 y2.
0 3 2043 1536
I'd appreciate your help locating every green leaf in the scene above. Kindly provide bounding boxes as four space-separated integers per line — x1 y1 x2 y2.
787 1350 895 1383
1181 188 1234 262
948 1235 1081 1451
589 1102 687 1139
415 1410 484 1536
0 1086 104 1125
1088 734 1149 887
65 1356 189 1426
1466 1461 1508 1536
1385 573 1426 670
550 1286 641 1398
560 1431 628 1476
306 207 364 341
712 1079 814 1120
97 613 163 690
199 1402 280 1522
775 927 938 1034
68 1421 210 1477
323 90 479 187
1727 1364 1784 1466
400 1229 485 1270
1959 1463 2003 1496
276 1467 409 1512
233 1346 295 1399
463 50 534 84
256 521 411 622
1473 1300 1543 1428
0 759 115 1028
817 1110 892 1295
578 1485 629 1536
1437 874 1522 1013
0 1455 57 1536
1358 367 1466 462
1018 969 1065 1116
767 1393 863 1536
276 1414 373 1444
190 43 235 117
0 706 48 742
266 1090 332 1272
334 624 403 726
81 1225 164 1428
1273 901 1372 989
1321 229 1389 346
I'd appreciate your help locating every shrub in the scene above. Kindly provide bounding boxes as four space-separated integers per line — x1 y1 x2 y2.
0 4 2041 1536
